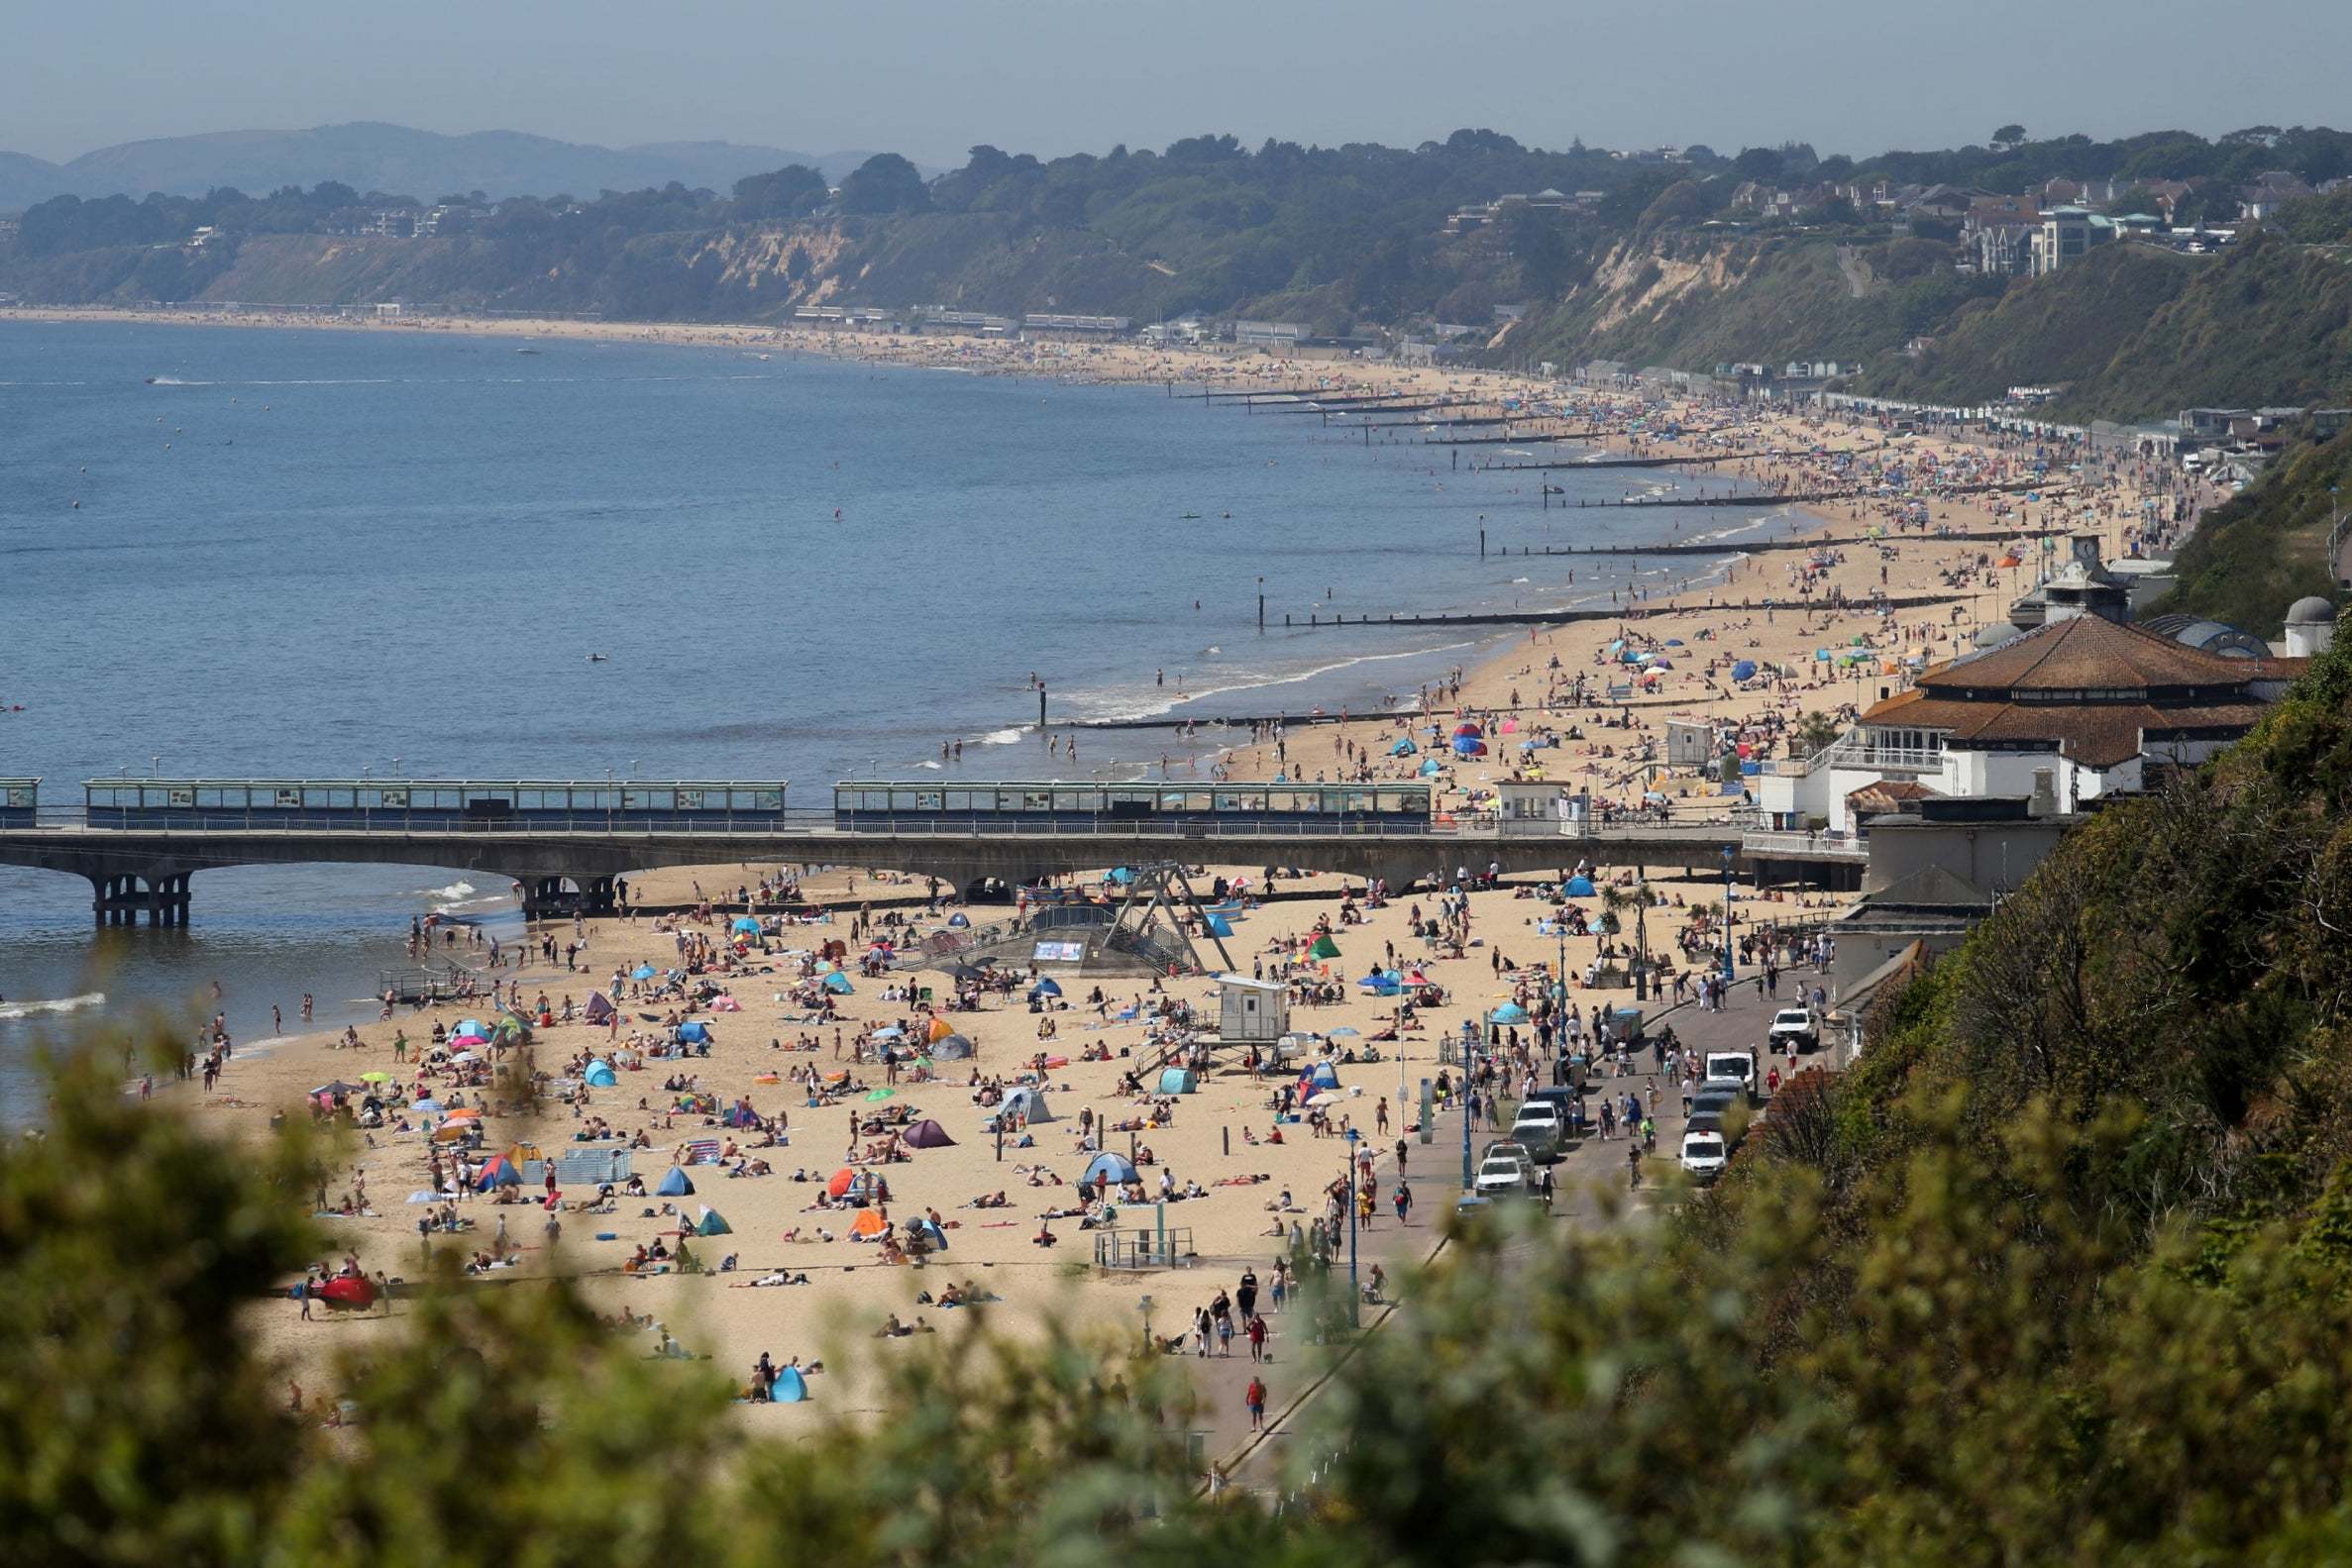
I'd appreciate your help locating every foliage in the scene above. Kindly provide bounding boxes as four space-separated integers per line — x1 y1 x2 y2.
2149 424 2352 633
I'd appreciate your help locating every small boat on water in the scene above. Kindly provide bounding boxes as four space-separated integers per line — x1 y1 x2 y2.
516 347 542 356
1179 511 1203 520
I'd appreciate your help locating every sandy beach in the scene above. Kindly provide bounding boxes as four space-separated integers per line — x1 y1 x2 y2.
29 300 2218 1449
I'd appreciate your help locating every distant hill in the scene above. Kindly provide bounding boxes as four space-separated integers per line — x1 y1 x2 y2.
0 123 904 208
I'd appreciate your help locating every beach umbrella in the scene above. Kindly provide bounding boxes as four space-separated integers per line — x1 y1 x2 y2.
632 965 657 981
731 916 761 934
448 1049 480 1065
312 1080 367 1097
1664 638 1685 647
1489 1002 1531 1025
412 1098 445 1114
1206 913 1234 938
1307 1091 1340 1108
947 911 970 928
1330 1026 1360 1038
1732 659 1758 681
825 1168 858 1199
873 1025 905 1041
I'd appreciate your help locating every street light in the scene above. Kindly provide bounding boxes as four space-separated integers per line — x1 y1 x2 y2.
1343 1127 1361 1328
1720 846 1737 983
1634 875 1651 1000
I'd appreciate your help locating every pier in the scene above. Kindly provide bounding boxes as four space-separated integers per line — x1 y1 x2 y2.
0 786 1751 928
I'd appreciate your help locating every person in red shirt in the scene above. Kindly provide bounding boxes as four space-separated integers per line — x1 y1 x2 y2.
1245 1374 1267 1430
1246 1312 1269 1362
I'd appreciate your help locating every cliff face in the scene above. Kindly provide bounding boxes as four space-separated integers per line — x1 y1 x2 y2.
1506 231 1999 377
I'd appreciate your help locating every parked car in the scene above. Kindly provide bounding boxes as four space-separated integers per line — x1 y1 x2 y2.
1475 1153 1533 1197
1509 1099 1565 1161
1705 1051 1760 1104
1766 1007 1818 1054
1679 1129 1729 1184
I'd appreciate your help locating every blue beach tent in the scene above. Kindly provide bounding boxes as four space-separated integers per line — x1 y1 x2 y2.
585 1059 619 1088
771 1366 808 1403
1205 913 1234 938
1083 1151 1140 1187
1157 1066 1198 1095
1563 875 1597 897
656 1167 695 1197
1300 1061 1341 1093
677 1021 710 1044
821 972 854 994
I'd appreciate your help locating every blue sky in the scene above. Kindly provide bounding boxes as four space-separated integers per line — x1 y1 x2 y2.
7 0 2348 164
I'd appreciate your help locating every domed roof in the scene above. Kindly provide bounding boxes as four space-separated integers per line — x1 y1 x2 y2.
1972 621 2023 650
2288 595 2338 624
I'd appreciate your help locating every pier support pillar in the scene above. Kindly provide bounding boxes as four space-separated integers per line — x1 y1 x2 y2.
580 876 619 917
92 872 149 927
146 872 192 927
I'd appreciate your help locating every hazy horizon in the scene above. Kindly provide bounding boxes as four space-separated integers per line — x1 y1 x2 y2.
8 0 2350 170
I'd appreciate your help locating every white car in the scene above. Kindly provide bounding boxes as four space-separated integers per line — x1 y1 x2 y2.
1679 1129 1729 1184
1766 1007 1817 1054
1704 1051 1759 1103
1508 1100 1564 1160
1474 1154 1532 1197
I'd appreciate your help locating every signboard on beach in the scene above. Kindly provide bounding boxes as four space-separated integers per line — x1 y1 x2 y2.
1032 941 1087 963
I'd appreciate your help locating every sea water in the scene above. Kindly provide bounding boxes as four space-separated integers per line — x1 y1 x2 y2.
0 319 1770 1108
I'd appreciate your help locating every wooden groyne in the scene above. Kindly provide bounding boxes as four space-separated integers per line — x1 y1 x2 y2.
1567 477 2044 510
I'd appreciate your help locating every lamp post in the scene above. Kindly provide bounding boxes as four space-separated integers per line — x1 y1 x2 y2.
1343 1127 1361 1328
1720 846 1737 983
2329 485 2347 590
1634 875 1651 1001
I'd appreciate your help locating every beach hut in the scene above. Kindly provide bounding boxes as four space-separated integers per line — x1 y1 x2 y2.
932 1033 976 1061
656 1167 695 1198
677 1021 710 1045
1083 1151 1140 1188
1157 1066 1199 1095
1563 875 1597 897
988 1086 1056 1127
904 1119 956 1148
771 1366 808 1403
694 1205 733 1236
584 992 615 1024
1299 1061 1341 1093
1217 975 1288 1042
585 1059 619 1088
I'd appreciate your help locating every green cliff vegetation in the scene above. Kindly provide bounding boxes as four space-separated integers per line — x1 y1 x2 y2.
2151 424 2352 633
22 641 2352 1564
12 124 2352 432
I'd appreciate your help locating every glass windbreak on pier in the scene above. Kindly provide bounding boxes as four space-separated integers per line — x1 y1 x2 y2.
78 779 792 831
830 780 1434 835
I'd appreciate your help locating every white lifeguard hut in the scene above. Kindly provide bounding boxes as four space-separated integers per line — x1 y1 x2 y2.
1495 779 1574 836
1217 975 1288 1043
